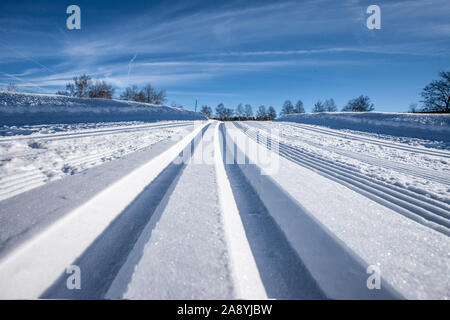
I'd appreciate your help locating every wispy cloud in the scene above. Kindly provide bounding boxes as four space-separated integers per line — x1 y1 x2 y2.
0 0 448 107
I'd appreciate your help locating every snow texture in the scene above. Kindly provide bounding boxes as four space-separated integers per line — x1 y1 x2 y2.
0 92 206 126
276 112 450 144
0 121 196 201
228 122 450 299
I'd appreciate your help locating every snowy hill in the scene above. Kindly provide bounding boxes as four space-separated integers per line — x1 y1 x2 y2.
276 112 450 143
0 92 206 125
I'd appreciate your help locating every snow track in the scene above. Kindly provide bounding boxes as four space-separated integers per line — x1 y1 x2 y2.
284 122 450 158
0 121 193 143
219 125 325 299
0 119 448 300
234 122 450 236
253 122 450 186
0 121 195 201
0 122 207 299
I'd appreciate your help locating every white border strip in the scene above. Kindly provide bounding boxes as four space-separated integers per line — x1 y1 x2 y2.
213 123 267 300
0 122 207 299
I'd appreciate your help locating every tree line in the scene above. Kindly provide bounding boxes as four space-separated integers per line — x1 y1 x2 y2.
3 71 448 114
280 96 374 115
54 74 167 105
201 103 277 121
201 95 375 121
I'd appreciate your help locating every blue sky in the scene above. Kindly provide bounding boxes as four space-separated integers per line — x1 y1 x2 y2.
0 0 449 113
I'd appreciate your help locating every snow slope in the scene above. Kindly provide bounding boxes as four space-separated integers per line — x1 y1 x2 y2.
0 92 206 126
276 112 450 144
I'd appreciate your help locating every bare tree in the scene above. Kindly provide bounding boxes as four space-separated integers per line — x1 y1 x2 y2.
140 84 167 105
256 105 267 120
281 100 294 115
267 106 277 120
216 103 226 120
421 71 450 113
236 104 244 120
66 74 92 98
223 107 234 120
201 105 213 118
312 100 326 113
120 85 139 101
324 98 337 112
342 95 374 112
89 81 115 99
293 100 305 113
245 104 253 119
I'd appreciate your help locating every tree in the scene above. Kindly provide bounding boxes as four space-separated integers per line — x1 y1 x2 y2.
293 100 305 113
421 71 450 113
223 107 234 120
120 85 139 101
281 100 294 115
7 82 18 92
216 103 226 120
140 84 167 105
236 104 244 120
324 98 337 112
342 95 375 112
153 89 167 105
256 105 267 120
244 104 253 119
89 81 115 99
201 105 213 118
267 106 277 120
312 100 326 113
66 74 92 98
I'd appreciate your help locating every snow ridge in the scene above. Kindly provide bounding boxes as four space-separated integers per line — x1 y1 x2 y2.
0 92 206 126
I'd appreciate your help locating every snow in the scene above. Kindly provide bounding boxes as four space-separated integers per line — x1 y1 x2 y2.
0 92 206 126
227 122 450 299
0 121 198 201
0 106 448 300
108 123 235 299
276 112 450 144
214 123 267 299
0 134 186 259
0 122 207 299
243 121 450 205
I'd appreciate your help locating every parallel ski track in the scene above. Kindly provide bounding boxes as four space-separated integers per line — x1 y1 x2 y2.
282 122 450 159
0 121 193 144
0 122 195 201
252 122 450 186
233 122 450 236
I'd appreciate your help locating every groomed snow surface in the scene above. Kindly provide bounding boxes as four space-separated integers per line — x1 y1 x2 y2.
0 96 448 300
